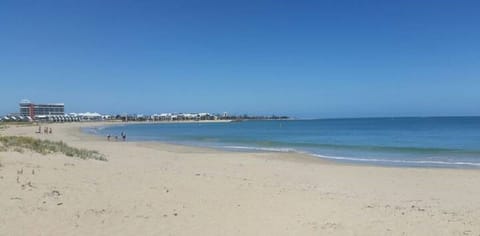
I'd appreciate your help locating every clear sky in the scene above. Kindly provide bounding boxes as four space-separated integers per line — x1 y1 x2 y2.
1 0 479 118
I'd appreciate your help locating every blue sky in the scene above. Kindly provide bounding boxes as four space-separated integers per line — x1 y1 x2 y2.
1 0 479 118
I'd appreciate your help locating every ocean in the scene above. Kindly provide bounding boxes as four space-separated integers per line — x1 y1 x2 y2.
85 117 480 168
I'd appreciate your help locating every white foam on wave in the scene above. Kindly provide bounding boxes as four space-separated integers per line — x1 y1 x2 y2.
83 126 108 134
223 145 298 153
312 154 480 167
223 145 480 167
82 127 98 134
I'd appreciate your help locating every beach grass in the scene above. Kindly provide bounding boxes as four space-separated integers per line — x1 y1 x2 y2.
0 136 107 161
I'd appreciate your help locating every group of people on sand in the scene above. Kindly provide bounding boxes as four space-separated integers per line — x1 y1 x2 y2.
36 126 52 134
107 131 126 141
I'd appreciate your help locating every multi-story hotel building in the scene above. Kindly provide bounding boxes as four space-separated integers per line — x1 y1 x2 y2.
19 99 65 117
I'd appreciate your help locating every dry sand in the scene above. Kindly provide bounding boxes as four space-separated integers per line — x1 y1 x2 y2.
0 122 479 235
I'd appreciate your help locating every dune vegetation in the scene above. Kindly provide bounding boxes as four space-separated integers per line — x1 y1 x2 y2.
0 136 107 161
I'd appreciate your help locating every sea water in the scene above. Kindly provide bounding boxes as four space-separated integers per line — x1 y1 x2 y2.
86 117 480 168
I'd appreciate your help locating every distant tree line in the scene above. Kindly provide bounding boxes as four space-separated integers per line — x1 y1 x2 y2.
218 114 290 121
111 114 290 122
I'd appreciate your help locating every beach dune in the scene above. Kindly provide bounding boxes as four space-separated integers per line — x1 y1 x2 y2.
0 122 479 235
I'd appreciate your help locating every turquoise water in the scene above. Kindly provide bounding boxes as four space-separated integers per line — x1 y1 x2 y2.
86 117 480 168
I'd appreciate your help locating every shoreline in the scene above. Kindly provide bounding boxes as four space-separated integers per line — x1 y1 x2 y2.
1 122 480 235
80 121 480 170
76 121 340 167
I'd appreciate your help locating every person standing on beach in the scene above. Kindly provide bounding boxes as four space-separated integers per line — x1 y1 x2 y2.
120 131 126 141
107 134 111 141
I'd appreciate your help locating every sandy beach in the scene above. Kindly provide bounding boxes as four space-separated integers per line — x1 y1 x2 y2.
0 122 479 236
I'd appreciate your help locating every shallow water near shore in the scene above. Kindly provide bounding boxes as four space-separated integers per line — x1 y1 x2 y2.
84 117 480 168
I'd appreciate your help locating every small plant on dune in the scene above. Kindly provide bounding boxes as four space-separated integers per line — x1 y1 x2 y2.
0 136 107 161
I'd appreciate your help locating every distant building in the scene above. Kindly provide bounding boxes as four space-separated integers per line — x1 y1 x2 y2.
69 112 104 121
19 99 65 117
